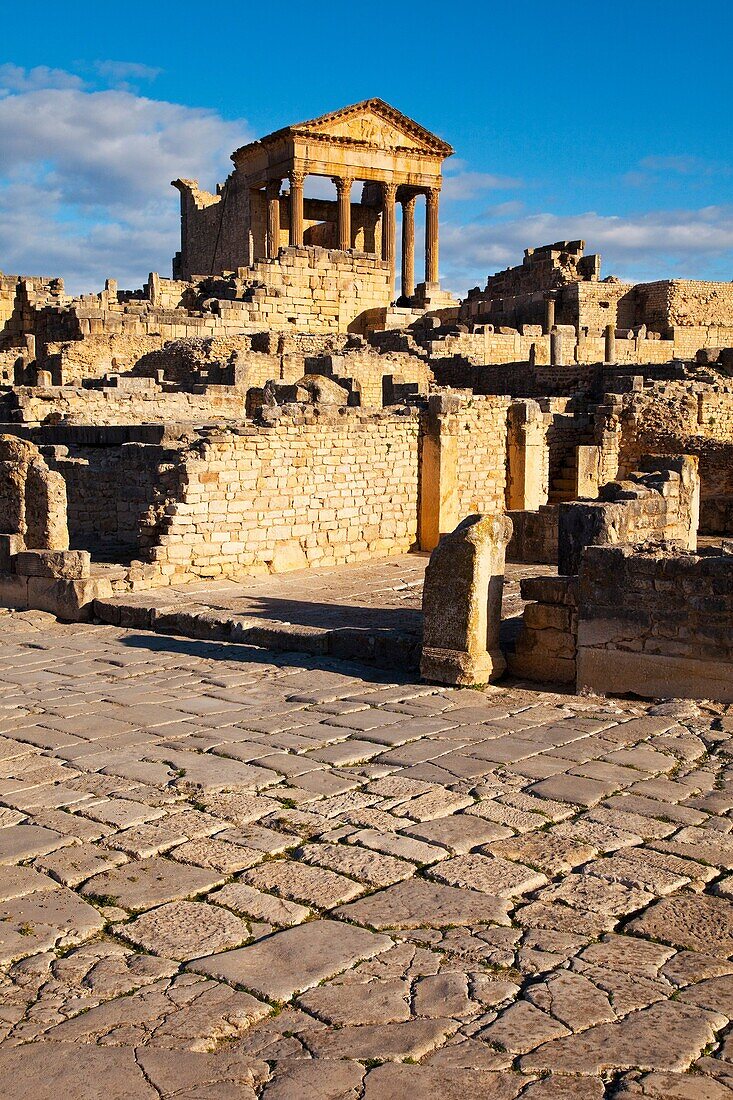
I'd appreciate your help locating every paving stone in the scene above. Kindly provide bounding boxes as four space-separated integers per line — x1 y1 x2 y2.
627 895 733 956
119 899 251 960
347 827 448 864
242 858 365 907
168 836 263 873
530 774 620 806
362 1064 525 1099
520 999 726 1074
34 842 128 887
260 1058 365 1100
0 1046 158 1100
298 977 411 1025
0 884 105 963
209 881 312 925
615 1071 733 1099
80 856 224 911
0 823 69 863
336 878 511 929
299 842 413 886
190 918 392 1000
527 971 615 1029
306 1015 460 1060
0 863 61 900
413 971 477 1018
429 853 547 897
200 790 281 824
479 999 570 1053
539 872 654 916
399 814 511 853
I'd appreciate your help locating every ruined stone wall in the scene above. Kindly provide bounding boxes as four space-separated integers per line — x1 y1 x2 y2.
45 443 173 557
564 281 636 333
148 411 421 582
4 383 250 427
634 280 733 331
454 398 510 516
577 543 733 702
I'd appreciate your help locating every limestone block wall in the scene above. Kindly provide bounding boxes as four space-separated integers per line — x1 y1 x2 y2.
577 544 733 702
509 574 578 684
557 456 700 576
6 383 249 427
454 398 510 516
148 411 422 582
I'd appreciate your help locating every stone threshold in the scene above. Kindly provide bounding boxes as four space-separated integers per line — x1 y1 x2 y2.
92 595 421 672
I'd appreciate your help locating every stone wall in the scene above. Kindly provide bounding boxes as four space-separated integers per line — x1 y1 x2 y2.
557 456 700 576
577 543 733 702
148 411 421 583
5 382 250 427
509 574 578 684
455 398 510 516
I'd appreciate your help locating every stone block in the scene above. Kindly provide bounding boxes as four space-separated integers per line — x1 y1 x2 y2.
26 577 113 622
14 550 91 580
577 647 733 704
0 573 29 610
421 513 512 686
0 533 24 572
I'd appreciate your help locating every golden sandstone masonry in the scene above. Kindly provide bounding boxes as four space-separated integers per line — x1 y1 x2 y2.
0 98 733 705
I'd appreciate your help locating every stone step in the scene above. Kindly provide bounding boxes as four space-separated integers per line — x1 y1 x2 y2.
92 596 421 673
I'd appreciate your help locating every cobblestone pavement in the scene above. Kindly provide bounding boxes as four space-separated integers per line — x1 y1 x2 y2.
0 609 732 1099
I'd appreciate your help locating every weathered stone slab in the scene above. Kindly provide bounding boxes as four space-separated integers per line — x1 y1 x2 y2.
335 878 511 929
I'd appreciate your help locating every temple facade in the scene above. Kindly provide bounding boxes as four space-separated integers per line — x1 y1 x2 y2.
172 98 453 305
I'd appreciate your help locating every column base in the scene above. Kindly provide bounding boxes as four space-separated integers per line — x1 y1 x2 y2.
420 646 506 687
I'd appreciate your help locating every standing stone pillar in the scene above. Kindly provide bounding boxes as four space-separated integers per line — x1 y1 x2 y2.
507 400 548 511
419 393 461 552
266 180 281 259
421 513 513 686
400 192 417 300
550 329 563 366
333 176 353 251
544 294 556 335
425 188 440 286
381 182 397 300
289 171 305 247
604 323 616 365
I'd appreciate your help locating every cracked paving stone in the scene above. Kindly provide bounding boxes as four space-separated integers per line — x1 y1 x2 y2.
260 1057 365 1100
297 976 411 1025
0 1046 160 1100
413 971 478 1018
135 1048 267 1098
209 881 311 925
577 934 674 976
0 863 61 900
520 999 727 1074
118 899 251 961
429 852 547 897
584 851 691 894
189 918 392 1001
514 900 616 936
479 999 570 1053
362 1063 526 1099
335 878 511 929
241 858 365 907
298 841 413 886
526 971 615 1029
627 895 733 956
538 872 655 916
345 827 448 864
168 836 263 874
80 855 224 911
102 810 222 858
521 1077 606 1099
488 831 596 875
40 971 269 1050
199 790 281 824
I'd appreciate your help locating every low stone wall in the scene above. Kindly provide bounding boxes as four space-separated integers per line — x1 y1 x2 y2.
577 543 733 702
4 383 249 426
509 575 578 684
506 505 558 564
557 456 699 575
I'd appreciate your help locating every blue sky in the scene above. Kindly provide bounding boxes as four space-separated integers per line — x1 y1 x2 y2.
2 0 732 295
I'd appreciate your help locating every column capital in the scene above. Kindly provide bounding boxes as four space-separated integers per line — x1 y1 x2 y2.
400 191 418 211
425 186 440 204
331 175 354 195
265 178 282 199
381 180 398 200
288 170 306 188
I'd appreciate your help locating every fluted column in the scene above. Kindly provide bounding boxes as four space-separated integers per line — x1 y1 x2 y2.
289 170 305 247
400 192 417 300
265 179 281 259
381 181 397 300
333 176 353 251
425 187 440 285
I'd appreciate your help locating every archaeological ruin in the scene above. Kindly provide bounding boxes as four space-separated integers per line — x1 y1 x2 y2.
1 96 733 705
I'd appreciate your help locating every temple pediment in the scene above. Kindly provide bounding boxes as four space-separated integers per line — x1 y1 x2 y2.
290 99 452 155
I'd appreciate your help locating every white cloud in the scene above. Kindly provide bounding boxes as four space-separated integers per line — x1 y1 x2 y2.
0 67 251 292
94 60 162 86
0 63 85 94
440 207 733 295
442 170 522 201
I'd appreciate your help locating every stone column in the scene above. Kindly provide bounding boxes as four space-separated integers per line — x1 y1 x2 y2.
332 176 353 251
544 294 556 335
419 394 461 552
507 400 548 511
288 170 305 247
604 323 616 364
381 182 397 299
400 192 417 300
265 180 281 259
421 513 513 686
550 329 563 366
424 188 440 285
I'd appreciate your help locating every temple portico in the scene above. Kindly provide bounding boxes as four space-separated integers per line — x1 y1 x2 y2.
173 99 453 305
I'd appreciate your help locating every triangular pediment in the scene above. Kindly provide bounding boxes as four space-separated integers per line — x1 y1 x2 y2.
290 99 453 156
